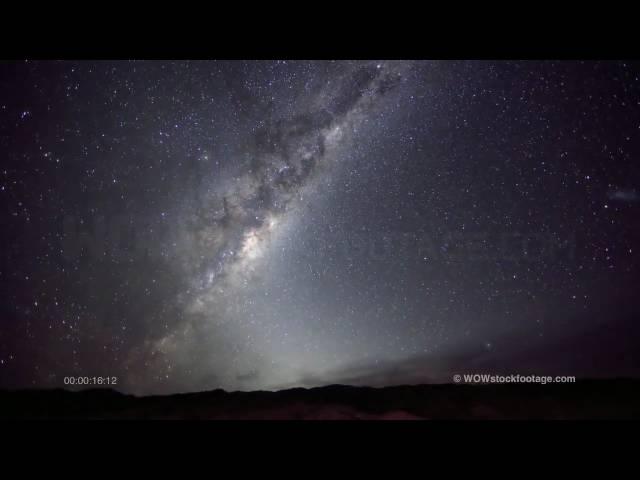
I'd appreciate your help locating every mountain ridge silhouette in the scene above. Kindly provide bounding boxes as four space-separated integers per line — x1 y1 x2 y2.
2 379 640 419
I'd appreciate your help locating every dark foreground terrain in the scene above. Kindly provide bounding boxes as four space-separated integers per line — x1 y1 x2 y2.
2 380 640 419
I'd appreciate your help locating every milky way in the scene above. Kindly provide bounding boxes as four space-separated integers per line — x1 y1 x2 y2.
2 60 640 394
139 62 411 392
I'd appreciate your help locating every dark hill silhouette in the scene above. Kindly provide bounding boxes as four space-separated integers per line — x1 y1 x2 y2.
2 379 640 419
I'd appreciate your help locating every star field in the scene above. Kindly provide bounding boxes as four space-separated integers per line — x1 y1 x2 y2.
1 60 640 394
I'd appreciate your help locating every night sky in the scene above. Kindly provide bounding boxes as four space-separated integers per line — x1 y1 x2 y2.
2 60 640 395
